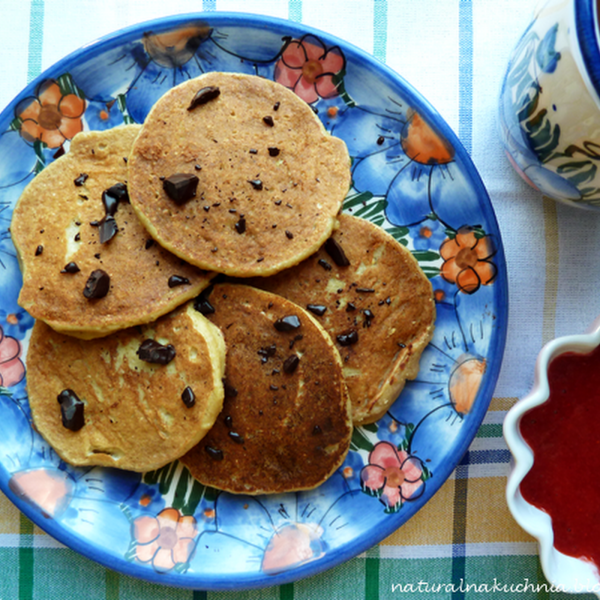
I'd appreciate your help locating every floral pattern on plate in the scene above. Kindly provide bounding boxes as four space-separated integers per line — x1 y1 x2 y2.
0 14 507 590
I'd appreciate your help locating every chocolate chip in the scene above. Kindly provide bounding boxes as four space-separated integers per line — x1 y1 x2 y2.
163 173 199 205
263 115 274 127
57 389 85 431
274 315 301 331
318 258 332 271
145 238 155 250
205 446 224 460
270 385 279 391
194 164 202 171
258 345 277 358
83 269 110 299
307 304 327 317
90 220 100 227
364 309 375 326
268 147 280 157
337 329 359 346
283 354 300 374
249 148 258 154
99 215 118 243
74 173 88 186
324 237 350 267
289 334 303 349
187 86 220 110
377 136 385 145
397 342 406 348
224 415 233 428
285 230 293 239
35 245 43 256
224 382 238 398
74 232 80 242
194 286 215 315
313 424 322 435
168 275 190 288
102 182 129 215
235 217 246 234
61 262 80 274
181 386 195 408
346 302 356 312
273 101 280 111
228 431 244 444
248 179 263 191
356 287 375 293
136 339 176 365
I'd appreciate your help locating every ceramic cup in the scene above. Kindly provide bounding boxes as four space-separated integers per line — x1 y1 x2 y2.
499 0 600 209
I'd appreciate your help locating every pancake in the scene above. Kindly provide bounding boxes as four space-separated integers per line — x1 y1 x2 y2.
26 301 226 472
250 214 436 424
180 283 352 494
11 125 211 339
127 72 351 277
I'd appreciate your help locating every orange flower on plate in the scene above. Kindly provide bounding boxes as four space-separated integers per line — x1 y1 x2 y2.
450 355 487 415
440 226 497 294
401 111 454 165
142 24 212 68
17 79 85 148
132 507 197 572
0 325 25 388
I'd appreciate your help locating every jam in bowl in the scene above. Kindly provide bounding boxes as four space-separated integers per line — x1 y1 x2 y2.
504 320 600 596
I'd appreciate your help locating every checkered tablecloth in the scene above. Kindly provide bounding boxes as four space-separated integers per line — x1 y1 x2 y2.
2 0 599 598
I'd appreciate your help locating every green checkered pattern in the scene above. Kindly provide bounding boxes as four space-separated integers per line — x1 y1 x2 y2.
1 398 593 599
0 0 588 597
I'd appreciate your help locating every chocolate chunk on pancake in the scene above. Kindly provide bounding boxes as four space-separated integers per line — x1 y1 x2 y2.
26 301 226 472
250 214 436 424
180 283 352 494
127 72 351 277
11 125 211 339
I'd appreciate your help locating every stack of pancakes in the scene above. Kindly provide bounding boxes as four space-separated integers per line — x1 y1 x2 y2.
11 73 435 494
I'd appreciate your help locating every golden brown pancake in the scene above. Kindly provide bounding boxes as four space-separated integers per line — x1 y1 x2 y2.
11 125 211 339
250 214 436 424
127 72 351 277
180 283 352 494
26 301 226 472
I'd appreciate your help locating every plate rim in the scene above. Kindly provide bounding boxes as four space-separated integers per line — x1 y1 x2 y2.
0 10 509 590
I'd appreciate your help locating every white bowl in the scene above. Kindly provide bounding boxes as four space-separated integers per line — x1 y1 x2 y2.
504 316 600 597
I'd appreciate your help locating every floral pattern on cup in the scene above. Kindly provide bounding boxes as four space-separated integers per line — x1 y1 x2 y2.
499 0 600 207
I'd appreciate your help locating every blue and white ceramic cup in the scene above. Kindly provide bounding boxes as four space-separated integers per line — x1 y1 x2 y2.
499 0 600 209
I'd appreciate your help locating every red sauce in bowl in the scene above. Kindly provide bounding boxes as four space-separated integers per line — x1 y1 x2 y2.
520 343 600 569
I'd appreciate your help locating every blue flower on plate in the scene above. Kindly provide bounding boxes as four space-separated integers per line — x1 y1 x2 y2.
123 23 215 123
191 470 372 578
83 98 127 131
332 103 485 230
408 217 447 252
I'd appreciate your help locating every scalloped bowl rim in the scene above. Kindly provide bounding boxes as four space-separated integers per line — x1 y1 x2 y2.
504 315 600 596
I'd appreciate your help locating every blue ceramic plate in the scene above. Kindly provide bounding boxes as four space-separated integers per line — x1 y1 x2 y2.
0 13 508 590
